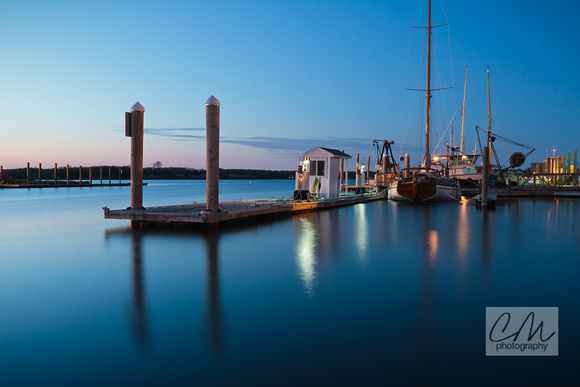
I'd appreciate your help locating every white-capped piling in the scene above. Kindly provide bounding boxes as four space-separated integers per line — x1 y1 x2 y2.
126 102 145 210
205 96 220 213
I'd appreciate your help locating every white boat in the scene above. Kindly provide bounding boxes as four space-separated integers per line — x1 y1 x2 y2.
388 0 461 203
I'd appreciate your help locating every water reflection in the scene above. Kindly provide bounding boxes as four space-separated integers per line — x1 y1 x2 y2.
293 210 342 296
296 217 317 295
130 231 148 346
204 229 223 356
105 227 223 356
354 204 368 262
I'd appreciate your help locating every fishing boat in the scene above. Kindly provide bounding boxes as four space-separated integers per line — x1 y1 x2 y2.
388 0 461 202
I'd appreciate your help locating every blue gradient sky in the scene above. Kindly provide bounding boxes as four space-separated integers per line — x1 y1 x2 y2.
1 0 578 170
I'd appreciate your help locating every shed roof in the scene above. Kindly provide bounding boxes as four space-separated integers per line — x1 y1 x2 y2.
303 147 351 159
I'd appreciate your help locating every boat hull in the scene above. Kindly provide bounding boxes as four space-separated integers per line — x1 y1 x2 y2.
388 179 461 202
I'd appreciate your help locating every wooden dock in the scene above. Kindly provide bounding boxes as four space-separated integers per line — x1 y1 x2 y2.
103 191 387 227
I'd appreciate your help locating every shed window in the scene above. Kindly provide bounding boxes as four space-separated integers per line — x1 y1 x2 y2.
316 160 325 176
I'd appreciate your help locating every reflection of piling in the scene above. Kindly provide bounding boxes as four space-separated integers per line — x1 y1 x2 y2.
127 102 145 210
205 229 223 355
205 96 220 213
130 231 148 345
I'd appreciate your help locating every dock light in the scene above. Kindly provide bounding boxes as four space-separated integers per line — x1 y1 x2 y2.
433 156 439 162
462 155 467 159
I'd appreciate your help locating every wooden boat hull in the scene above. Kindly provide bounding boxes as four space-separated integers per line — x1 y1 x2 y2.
388 179 461 202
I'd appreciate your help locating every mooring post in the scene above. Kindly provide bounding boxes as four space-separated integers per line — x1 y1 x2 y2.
89 166 92 185
340 158 344 194
119 168 122 185
355 153 361 192
482 146 489 207
38 163 42 182
126 102 145 210
205 96 220 213
0 165 3 182
54 163 57 183
100 167 103 185
27 162 30 184
79 166 82 185
366 155 370 183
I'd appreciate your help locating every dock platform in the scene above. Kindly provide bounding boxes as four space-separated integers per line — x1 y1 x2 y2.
103 191 387 227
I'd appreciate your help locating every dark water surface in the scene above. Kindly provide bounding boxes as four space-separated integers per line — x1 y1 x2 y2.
1 180 580 386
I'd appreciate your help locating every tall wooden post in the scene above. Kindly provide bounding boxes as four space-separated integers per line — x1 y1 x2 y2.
366 155 370 182
89 166 92 185
38 163 42 182
482 146 489 207
0 165 3 182
27 162 30 184
340 158 344 194
79 166 82 184
54 163 57 183
127 102 145 210
66 164 70 184
205 96 220 213
355 153 360 189
100 167 103 185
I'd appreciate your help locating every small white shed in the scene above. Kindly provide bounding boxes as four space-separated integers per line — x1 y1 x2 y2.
302 147 351 198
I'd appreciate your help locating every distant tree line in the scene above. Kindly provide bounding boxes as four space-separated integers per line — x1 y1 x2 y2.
0 166 296 182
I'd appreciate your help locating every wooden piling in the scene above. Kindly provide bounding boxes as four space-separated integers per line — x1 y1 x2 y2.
100 167 103 184
38 163 42 182
79 166 82 184
340 158 344 194
54 163 57 183
205 96 220 213
355 153 360 189
366 155 370 182
128 102 145 210
482 146 489 207
89 166 92 185
27 162 30 184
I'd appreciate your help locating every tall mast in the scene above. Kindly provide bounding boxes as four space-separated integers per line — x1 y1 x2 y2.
460 65 468 154
425 0 432 158
487 66 492 165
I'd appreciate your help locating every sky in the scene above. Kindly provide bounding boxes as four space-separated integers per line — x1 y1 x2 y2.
1 0 579 170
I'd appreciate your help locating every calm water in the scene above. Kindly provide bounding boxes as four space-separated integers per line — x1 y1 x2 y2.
1 180 580 386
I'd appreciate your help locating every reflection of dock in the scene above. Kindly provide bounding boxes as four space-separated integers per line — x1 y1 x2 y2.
103 192 387 227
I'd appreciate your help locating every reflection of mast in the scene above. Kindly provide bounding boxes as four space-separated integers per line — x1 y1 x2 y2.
205 229 223 355
130 231 148 345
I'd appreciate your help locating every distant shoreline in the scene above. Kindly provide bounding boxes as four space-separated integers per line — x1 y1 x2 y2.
0 166 361 183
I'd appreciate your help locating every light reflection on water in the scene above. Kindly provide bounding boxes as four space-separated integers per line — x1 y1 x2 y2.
2 181 580 385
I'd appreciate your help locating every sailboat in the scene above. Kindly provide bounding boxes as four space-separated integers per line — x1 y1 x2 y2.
388 0 461 202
